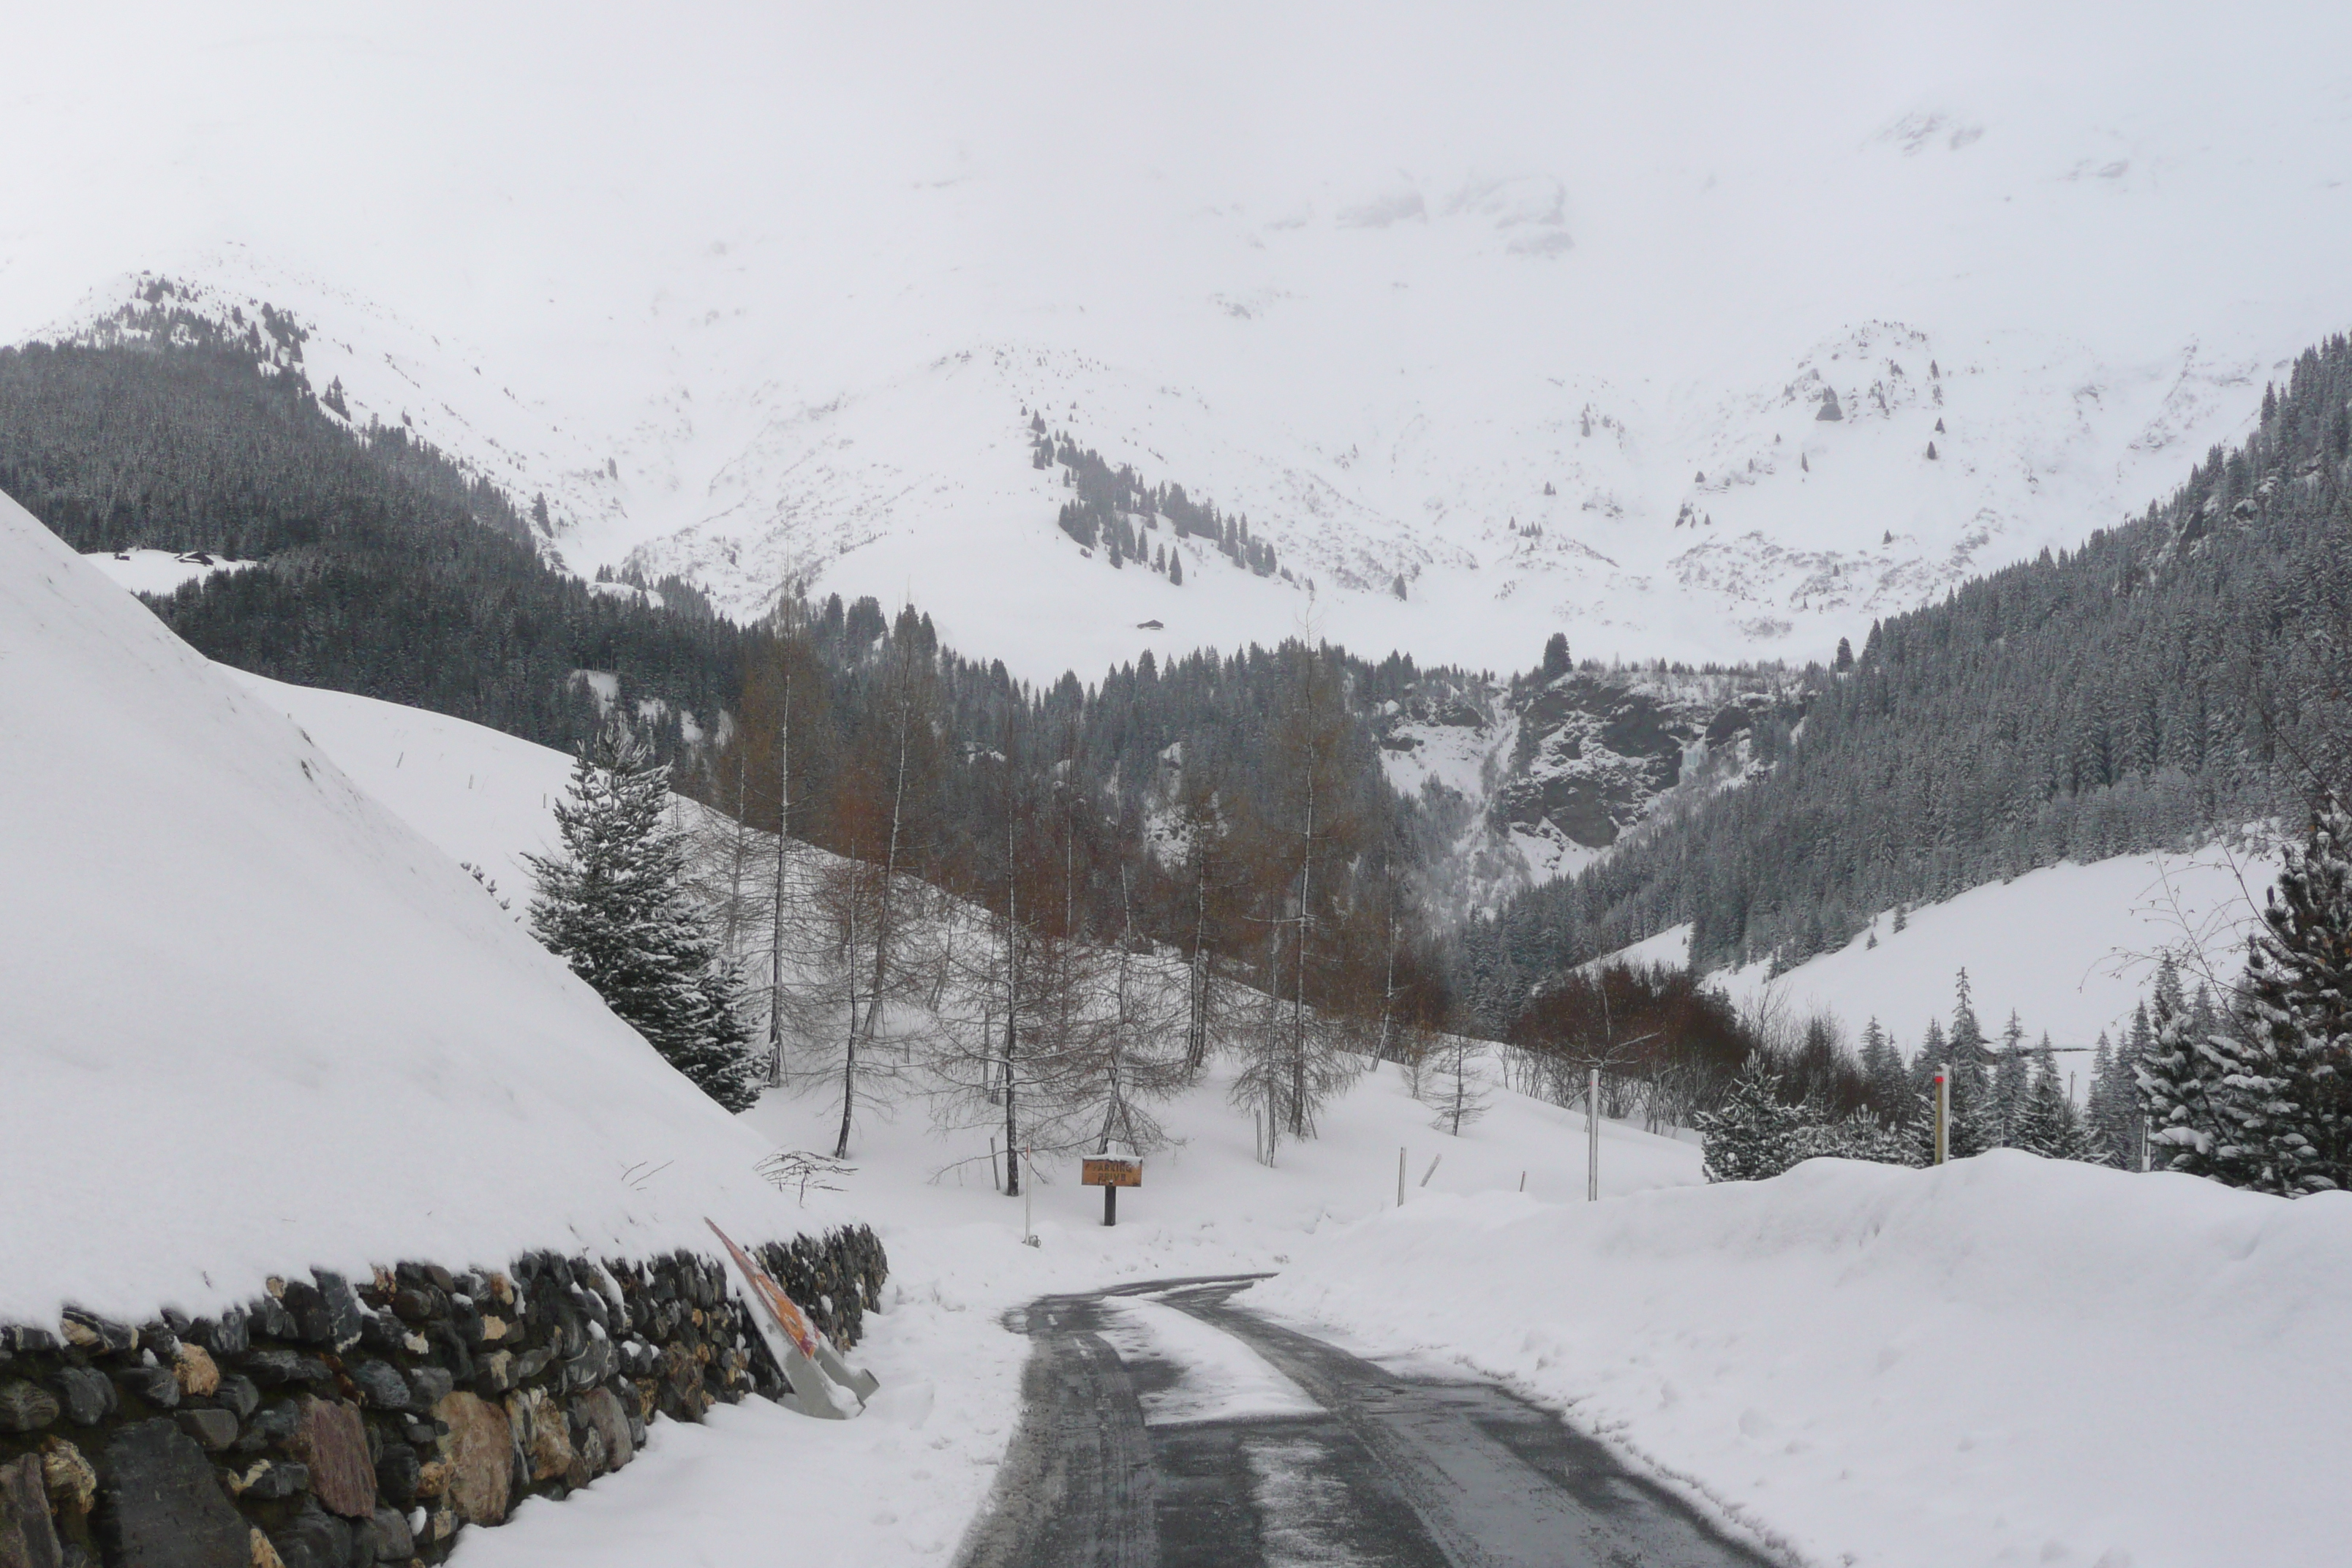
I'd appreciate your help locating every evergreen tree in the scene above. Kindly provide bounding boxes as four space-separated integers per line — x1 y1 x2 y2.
1991 1010 2029 1147
2013 1044 2101 1163
527 726 761 1112
2228 796 2352 1194
1697 1058 1806 1181
2135 957 2238 1181
2084 1030 2139 1168
1860 1017 1909 1121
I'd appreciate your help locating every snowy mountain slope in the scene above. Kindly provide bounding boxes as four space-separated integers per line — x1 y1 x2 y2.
1601 836 2280 1051
8 4 2351 682
221 666 579 896
0 489 829 1327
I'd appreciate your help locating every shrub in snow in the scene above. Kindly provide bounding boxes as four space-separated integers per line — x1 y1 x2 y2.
527 726 761 1112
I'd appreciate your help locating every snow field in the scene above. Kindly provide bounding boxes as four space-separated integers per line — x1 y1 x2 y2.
223 666 581 896
1251 1153 2352 1568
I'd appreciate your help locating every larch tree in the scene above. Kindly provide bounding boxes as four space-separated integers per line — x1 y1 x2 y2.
1230 644 1365 1158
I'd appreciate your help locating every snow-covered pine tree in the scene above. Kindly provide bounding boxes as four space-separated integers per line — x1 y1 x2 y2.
2085 1030 2136 1168
1991 1010 2029 1146
2111 1003 2159 1168
1697 1058 1806 1181
2013 1043 2101 1164
527 725 762 1112
1861 1017 1910 1123
2133 957 2244 1183
2228 796 2352 1194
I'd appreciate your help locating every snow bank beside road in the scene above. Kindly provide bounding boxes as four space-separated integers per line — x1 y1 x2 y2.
1251 1153 2352 1568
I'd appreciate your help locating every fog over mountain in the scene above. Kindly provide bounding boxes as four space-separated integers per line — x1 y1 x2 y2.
7 2 2351 680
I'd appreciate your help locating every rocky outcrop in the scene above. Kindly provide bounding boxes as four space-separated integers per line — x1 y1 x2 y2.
0 1226 886 1566
1497 673 1697 848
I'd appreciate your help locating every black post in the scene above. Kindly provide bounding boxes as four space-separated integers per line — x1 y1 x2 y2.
1103 1184 1117 1226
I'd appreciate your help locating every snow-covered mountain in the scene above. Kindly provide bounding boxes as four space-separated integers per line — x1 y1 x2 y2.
7 4 2349 687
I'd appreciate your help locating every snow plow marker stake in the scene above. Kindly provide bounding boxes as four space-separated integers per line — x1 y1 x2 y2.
706 1218 881 1417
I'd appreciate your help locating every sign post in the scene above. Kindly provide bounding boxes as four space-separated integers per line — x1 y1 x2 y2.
1082 1153 1142 1226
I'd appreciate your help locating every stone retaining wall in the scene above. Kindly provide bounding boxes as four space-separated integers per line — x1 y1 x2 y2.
0 1226 887 1568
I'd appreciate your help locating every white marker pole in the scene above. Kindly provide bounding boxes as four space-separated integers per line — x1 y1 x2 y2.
1024 1147 1036 1245
1587 1068 1601 1202
1939 1074 1954 1166
1398 1146 1406 1207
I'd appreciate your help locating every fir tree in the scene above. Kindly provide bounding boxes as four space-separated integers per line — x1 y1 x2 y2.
1860 1016 1909 1122
2228 796 2352 1194
2135 957 2238 1181
527 726 761 1112
1991 1010 2029 1147
1697 1058 1806 1181
2013 1044 2101 1163
2084 1030 2139 1169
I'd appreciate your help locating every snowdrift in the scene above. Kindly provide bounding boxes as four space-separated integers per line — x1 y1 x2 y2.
0 491 828 1327
1251 1152 2352 1568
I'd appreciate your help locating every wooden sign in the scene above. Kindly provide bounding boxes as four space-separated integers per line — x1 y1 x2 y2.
1082 1158 1142 1188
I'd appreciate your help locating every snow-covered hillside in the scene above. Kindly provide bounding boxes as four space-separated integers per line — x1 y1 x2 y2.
1600 837 2281 1052
0 489 826 1328
9 4 2351 682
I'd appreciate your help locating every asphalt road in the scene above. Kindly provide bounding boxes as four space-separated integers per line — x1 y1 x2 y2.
957 1276 1778 1568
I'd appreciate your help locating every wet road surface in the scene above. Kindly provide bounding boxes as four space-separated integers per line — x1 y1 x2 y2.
957 1276 1777 1568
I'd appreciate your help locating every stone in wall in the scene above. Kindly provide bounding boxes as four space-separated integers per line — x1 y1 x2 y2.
0 1451 63 1568
94 1420 247 1567
430 1392 510 1526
